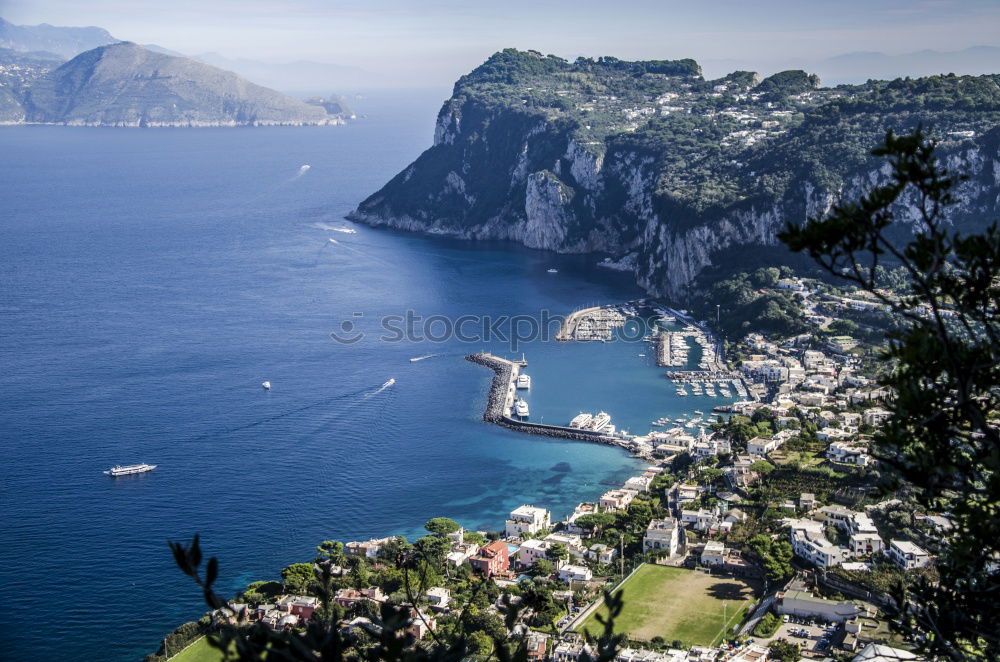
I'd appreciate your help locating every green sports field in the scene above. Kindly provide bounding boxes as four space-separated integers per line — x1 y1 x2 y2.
169 636 227 662
576 564 756 647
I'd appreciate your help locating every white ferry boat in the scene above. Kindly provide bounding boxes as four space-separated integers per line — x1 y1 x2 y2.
547 268 559 273
516 373 532 389
514 399 530 418
590 411 612 431
104 463 156 477
569 412 593 428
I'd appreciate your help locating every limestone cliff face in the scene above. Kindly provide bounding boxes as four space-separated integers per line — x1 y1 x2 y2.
350 57 1000 298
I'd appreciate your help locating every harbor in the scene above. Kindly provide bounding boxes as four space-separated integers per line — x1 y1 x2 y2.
465 353 639 452
466 299 753 459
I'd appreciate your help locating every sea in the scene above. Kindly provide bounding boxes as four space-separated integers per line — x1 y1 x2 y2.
0 92 732 661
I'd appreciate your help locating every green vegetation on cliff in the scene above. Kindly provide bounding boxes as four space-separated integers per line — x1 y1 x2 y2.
352 49 1000 299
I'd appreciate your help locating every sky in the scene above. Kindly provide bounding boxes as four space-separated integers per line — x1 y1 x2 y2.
3 0 1000 87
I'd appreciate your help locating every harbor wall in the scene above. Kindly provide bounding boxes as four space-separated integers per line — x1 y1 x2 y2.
465 353 630 448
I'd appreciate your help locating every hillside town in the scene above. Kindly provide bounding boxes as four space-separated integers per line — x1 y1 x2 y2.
156 276 946 662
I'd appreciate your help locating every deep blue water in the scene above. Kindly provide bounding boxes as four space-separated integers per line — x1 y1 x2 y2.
0 95 723 661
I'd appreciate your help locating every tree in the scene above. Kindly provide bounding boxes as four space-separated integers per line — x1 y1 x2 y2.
700 468 724 485
780 127 1000 660
532 558 555 577
768 640 801 662
750 460 775 476
624 499 654 531
315 540 344 564
749 535 793 582
547 542 570 563
424 517 461 536
574 512 617 533
280 562 315 595
463 531 485 544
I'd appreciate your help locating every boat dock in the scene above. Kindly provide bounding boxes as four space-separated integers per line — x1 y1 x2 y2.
465 353 640 452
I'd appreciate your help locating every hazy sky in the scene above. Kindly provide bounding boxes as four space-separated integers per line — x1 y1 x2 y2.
4 0 1000 85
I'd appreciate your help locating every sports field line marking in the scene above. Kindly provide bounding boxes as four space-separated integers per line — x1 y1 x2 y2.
711 597 753 647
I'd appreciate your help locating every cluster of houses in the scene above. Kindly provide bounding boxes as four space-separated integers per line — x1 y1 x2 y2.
628 426 732 461
782 502 930 570
730 336 896 469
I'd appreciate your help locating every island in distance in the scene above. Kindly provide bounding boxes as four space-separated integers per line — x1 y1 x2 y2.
1 41 354 127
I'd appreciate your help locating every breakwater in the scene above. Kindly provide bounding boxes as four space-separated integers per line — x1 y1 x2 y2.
465 353 634 448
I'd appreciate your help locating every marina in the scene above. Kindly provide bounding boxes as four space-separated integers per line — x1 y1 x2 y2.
555 305 627 341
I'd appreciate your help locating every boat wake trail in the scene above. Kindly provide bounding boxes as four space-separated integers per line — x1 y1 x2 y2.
290 164 311 180
366 378 396 397
409 354 436 363
311 222 357 234
187 383 378 442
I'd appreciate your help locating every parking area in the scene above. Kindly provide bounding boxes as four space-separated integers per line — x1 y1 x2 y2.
752 618 841 655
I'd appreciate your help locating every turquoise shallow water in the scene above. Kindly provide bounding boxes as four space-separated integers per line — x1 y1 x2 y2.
0 94 724 661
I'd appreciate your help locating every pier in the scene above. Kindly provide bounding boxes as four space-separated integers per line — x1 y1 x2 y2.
465 353 638 450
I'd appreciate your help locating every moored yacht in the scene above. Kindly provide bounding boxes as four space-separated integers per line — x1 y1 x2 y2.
590 411 612 431
104 463 156 477
516 373 531 389
514 399 530 418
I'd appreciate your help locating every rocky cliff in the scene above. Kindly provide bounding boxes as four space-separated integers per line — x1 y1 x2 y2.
350 49 1000 298
22 42 349 127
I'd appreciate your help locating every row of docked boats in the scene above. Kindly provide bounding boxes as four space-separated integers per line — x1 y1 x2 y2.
569 411 612 432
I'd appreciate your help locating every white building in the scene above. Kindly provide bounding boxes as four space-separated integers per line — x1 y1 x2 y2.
643 518 679 556
552 640 594 662
886 540 930 569
747 436 784 456
586 543 617 565
776 589 859 622
827 441 872 466
426 587 451 608
558 564 593 583
863 408 892 427
505 505 551 538
544 532 586 558
850 532 885 557
680 509 718 532
701 541 726 566
674 484 702 504
787 518 850 568
623 474 654 493
446 542 480 566
600 489 638 511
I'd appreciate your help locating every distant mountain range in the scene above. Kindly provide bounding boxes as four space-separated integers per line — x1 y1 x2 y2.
2 42 352 126
192 53 370 95
0 16 370 94
0 16 116 59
